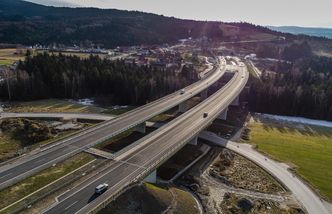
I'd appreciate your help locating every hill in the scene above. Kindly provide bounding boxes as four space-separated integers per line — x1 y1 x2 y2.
0 0 283 48
268 26 332 39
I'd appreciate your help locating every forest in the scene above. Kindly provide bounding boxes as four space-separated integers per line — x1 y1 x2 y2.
248 55 332 121
0 0 226 47
0 53 197 105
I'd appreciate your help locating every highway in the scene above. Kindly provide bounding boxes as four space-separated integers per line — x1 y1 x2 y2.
199 131 330 214
0 57 226 190
44 62 248 214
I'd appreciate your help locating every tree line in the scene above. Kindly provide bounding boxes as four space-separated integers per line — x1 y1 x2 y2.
248 56 332 121
0 53 197 105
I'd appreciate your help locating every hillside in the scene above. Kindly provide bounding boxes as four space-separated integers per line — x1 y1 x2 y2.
0 0 283 48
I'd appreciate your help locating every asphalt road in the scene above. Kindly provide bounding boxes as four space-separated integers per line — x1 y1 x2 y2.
0 57 226 190
44 63 248 214
199 131 330 214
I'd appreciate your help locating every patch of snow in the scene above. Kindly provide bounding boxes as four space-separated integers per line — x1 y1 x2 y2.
68 98 95 106
77 98 94 106
257 113 332 128
55 122 83 131
112 105 128 110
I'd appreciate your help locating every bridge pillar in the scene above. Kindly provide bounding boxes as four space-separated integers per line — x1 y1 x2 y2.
231 96 240 106
218 108 228 120
188 136 198 146
200 89 208 100
135 122 146 134
178 101 188 113
144 170 157 183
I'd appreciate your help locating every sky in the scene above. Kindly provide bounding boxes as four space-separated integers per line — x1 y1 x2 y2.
26 0 332 28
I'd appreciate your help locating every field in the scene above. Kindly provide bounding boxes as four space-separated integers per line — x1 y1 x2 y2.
35 50 109 59
0 123 83 163
247 116 332 201
6 99 105 113
0 48 25 65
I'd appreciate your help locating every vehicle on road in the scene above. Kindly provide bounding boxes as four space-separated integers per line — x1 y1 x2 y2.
95 183 108 194
180 89 185 94
203 112 208 118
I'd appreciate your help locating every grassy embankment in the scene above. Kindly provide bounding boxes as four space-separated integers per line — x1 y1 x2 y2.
7 99 106 113
0 126 81 163
1 99 104 162
247 116 332 201
0 153 94 213
99 183 199 214
245 62 260 79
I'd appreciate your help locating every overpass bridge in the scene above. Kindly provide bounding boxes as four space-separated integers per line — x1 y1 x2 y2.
0 57 228 190
44 63 249 214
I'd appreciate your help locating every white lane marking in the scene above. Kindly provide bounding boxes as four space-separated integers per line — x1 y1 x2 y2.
0 59 223 187
65 201 78 210
0 173 12 180
51 61 237 213
34 158 46 164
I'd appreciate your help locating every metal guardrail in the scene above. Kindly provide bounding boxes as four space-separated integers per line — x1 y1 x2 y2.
6 160 106 214
79 68 248 214
0 58 225 191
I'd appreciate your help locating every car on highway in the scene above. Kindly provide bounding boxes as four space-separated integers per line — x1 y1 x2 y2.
180 89 185 94
203 112 208 118
95 183 109 194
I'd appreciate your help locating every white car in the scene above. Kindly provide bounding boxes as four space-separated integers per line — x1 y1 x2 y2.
95 183 109 194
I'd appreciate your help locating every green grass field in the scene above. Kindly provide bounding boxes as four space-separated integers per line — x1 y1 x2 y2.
0 48 25 65
7 99 105 113
0 59 16 65
247 117 332 201
0 127 81 163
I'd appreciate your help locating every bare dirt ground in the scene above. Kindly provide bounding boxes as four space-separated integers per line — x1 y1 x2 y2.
177 147 303 214
211 149 284 194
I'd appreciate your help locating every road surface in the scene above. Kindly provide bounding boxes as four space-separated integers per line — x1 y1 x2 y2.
199 131 330 214
0 57 226 190
44 62 248 214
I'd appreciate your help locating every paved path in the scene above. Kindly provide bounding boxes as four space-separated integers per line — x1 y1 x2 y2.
199 131 330 214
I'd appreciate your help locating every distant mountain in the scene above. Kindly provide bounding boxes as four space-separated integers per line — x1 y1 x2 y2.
0 0 286 48
268 26 332 39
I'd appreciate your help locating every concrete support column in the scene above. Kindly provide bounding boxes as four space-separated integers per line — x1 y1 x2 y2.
188 136 198 146
231 96 240 106
135 122 146 133
178 101 188 113
200 89 208 100
144 170 157 183
218 108 228 120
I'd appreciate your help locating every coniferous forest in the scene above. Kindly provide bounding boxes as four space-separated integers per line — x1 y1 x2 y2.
248 56 332 121
0 53 197 105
